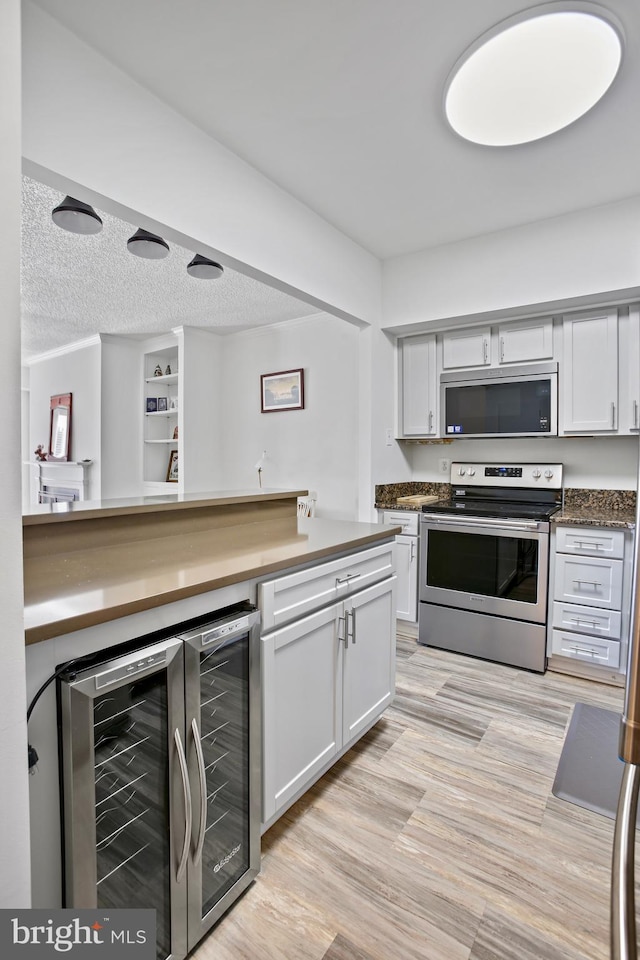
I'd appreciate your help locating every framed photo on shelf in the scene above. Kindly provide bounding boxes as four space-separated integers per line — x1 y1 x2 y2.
157 397 168 412
166 449 179 482
146 397 157 413
260 368 304 413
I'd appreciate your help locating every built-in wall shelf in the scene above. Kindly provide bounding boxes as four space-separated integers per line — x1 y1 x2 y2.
144 439 179 445
145 373 178 386
145 411 177 418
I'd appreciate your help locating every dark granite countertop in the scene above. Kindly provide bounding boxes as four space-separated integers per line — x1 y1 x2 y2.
375 482 636 528
552 488 636 530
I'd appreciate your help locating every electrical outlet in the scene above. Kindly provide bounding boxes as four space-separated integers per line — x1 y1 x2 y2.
439 458 450 474
385 428 394 446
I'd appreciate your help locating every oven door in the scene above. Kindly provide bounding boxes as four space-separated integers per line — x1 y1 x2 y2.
419 515 549 623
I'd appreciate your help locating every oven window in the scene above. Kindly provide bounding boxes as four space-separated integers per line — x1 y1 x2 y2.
427 529 539 603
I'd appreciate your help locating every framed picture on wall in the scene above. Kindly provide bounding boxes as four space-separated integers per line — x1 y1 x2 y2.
260 368 304 412
166 449 179 482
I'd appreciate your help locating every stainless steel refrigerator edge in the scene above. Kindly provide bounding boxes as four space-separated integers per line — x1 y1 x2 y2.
58 608 261 960
611 439 640 960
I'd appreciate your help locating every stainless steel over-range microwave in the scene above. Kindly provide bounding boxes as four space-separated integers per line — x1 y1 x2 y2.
440 362 558 439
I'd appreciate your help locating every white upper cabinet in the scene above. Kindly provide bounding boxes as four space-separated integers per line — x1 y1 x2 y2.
618 304 640 434
496 318 554 364
397 334 438 437
560 309 619 434
441 328 490 369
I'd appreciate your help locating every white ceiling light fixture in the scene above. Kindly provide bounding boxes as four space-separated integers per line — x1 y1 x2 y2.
444 2 624 146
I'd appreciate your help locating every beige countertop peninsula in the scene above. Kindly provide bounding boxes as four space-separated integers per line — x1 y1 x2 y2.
23 488 399 645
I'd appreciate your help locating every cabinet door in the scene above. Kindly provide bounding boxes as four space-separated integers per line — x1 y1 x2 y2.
561 310 618 433
619 304 640 433
497 319 553 364
394 535 417 622
261 603 342 824
342 577 396 746
441 328 490 369
398 334 437 436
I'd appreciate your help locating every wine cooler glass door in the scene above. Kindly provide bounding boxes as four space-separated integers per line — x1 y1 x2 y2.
59 638 188 960
182 610 261 949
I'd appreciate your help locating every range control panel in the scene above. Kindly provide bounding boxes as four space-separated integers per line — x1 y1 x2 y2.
450 462 563 490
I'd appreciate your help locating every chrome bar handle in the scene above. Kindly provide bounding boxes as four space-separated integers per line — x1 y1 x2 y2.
611 762 640 960
347 608 356 645
634 400 639 429
410 540 416 562
336 573 361 587
191 717 207 867
612 401 617 429
483 338 488 363
572 579 602 587
499 336 505 362
174 728 192 883
428 410 434 433
338 615 348 646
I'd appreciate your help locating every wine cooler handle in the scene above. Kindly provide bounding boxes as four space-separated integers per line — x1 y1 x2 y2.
174 728 192 883
191 717 207 866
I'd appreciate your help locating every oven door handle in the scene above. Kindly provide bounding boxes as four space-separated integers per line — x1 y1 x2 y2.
421 515 543 533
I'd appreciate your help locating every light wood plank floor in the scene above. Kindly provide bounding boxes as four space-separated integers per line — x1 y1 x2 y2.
194 630 632 960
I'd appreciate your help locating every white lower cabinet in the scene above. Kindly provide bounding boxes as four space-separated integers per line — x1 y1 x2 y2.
382 510 418 622
260 573 396 829
548 524 633 678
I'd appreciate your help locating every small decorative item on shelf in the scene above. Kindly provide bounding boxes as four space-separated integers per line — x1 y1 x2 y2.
34 444 47 462
165 364 172 376
157 397 168 412
154 364 163 377
146 397 158 413
172 426 179 440
166 449 179 482
169 397 179 411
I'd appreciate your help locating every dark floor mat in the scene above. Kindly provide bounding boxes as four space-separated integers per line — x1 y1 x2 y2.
552 701 625 819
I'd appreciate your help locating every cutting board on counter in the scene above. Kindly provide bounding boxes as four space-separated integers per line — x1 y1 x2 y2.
395 494 441 505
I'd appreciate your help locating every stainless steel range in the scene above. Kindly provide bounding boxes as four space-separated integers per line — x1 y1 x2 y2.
418 462 563 672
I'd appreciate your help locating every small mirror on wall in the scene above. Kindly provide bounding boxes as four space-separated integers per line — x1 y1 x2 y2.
48 393 72 461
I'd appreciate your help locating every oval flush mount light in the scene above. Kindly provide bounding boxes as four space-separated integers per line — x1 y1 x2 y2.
444 3 624 146
127 227 170 259
52 196 103 234
186 254 224 279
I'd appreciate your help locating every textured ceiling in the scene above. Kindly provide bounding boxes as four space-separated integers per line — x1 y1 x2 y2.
21 176 318 359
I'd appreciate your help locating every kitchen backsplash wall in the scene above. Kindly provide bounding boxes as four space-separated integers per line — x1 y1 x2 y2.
407 436 639 490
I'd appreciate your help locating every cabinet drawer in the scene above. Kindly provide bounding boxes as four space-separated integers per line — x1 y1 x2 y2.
554 554 623 609
551 629 620 669
552 601 622 640
556 526 625 559
382 510 419 535
259 541 396 630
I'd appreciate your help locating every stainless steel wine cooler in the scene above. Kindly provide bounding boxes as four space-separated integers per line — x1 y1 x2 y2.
58 605 261 960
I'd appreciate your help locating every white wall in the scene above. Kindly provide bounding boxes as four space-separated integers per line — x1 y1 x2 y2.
382 198 640 331
0 0 31 908
28 340 103 500
219 314 360 520
409 436 640 490
21 1 381 330
100 335 142 499
180 326 226 494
